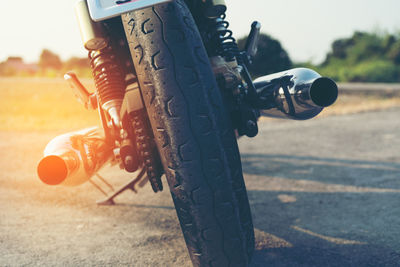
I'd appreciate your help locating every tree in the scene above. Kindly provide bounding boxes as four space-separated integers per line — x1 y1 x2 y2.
317 31 400 82
237 33 292 78
322 31 399 66
388 41 400 64
39 49 62 70
0 62 16 76
64 57 90 70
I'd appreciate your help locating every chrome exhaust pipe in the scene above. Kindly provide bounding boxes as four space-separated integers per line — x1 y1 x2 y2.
254 68 338 120
37 127 113 186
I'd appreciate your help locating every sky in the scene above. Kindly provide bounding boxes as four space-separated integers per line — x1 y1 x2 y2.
1 0 399 64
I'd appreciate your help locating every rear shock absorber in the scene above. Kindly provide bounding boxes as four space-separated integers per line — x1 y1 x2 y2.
211 14 241 63
75 0 125 128
205 8 261 137
205 10 244 94
89 47 126 127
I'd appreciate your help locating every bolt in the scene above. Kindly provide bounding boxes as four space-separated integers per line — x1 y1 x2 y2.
124 156 133 167
246 120 258 138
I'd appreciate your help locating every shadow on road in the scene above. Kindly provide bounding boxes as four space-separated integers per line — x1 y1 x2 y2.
242 153 400 189
111 203 175 210
241 153 400 266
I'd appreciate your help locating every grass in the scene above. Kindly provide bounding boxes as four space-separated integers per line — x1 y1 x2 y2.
0 77 399 131
320 94 400 117
0 77 99 131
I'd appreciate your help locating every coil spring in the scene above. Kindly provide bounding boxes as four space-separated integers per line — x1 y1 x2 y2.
212 14 240 62
89 46 125 107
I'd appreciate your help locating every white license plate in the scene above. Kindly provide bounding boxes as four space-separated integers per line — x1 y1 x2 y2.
87 0 172 22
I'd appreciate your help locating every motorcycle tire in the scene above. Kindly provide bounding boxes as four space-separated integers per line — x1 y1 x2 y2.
122 1 254 266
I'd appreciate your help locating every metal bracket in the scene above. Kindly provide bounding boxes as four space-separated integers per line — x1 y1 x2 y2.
89 168 148 205
64 72 97 110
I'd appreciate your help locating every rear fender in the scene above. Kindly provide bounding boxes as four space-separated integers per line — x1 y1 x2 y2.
87 0 172 22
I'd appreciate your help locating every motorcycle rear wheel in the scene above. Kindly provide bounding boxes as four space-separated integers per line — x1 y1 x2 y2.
122 1 254 266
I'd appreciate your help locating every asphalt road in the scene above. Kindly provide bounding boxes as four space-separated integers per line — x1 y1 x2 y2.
1 107 399 266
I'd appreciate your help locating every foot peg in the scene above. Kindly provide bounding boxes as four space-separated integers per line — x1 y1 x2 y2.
64 72 97 110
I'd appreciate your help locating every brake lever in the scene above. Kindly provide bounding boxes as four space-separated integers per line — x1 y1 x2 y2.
245 21 261 64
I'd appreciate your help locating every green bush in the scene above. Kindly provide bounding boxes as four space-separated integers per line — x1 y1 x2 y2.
317 60 400 83
350 60 399 82
317 31 400 83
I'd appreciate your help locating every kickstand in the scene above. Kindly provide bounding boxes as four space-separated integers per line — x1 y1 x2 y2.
95 168 147 206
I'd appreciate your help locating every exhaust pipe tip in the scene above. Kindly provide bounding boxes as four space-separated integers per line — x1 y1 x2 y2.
310 77 338 107
37 156 68 185
254 68 338 120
